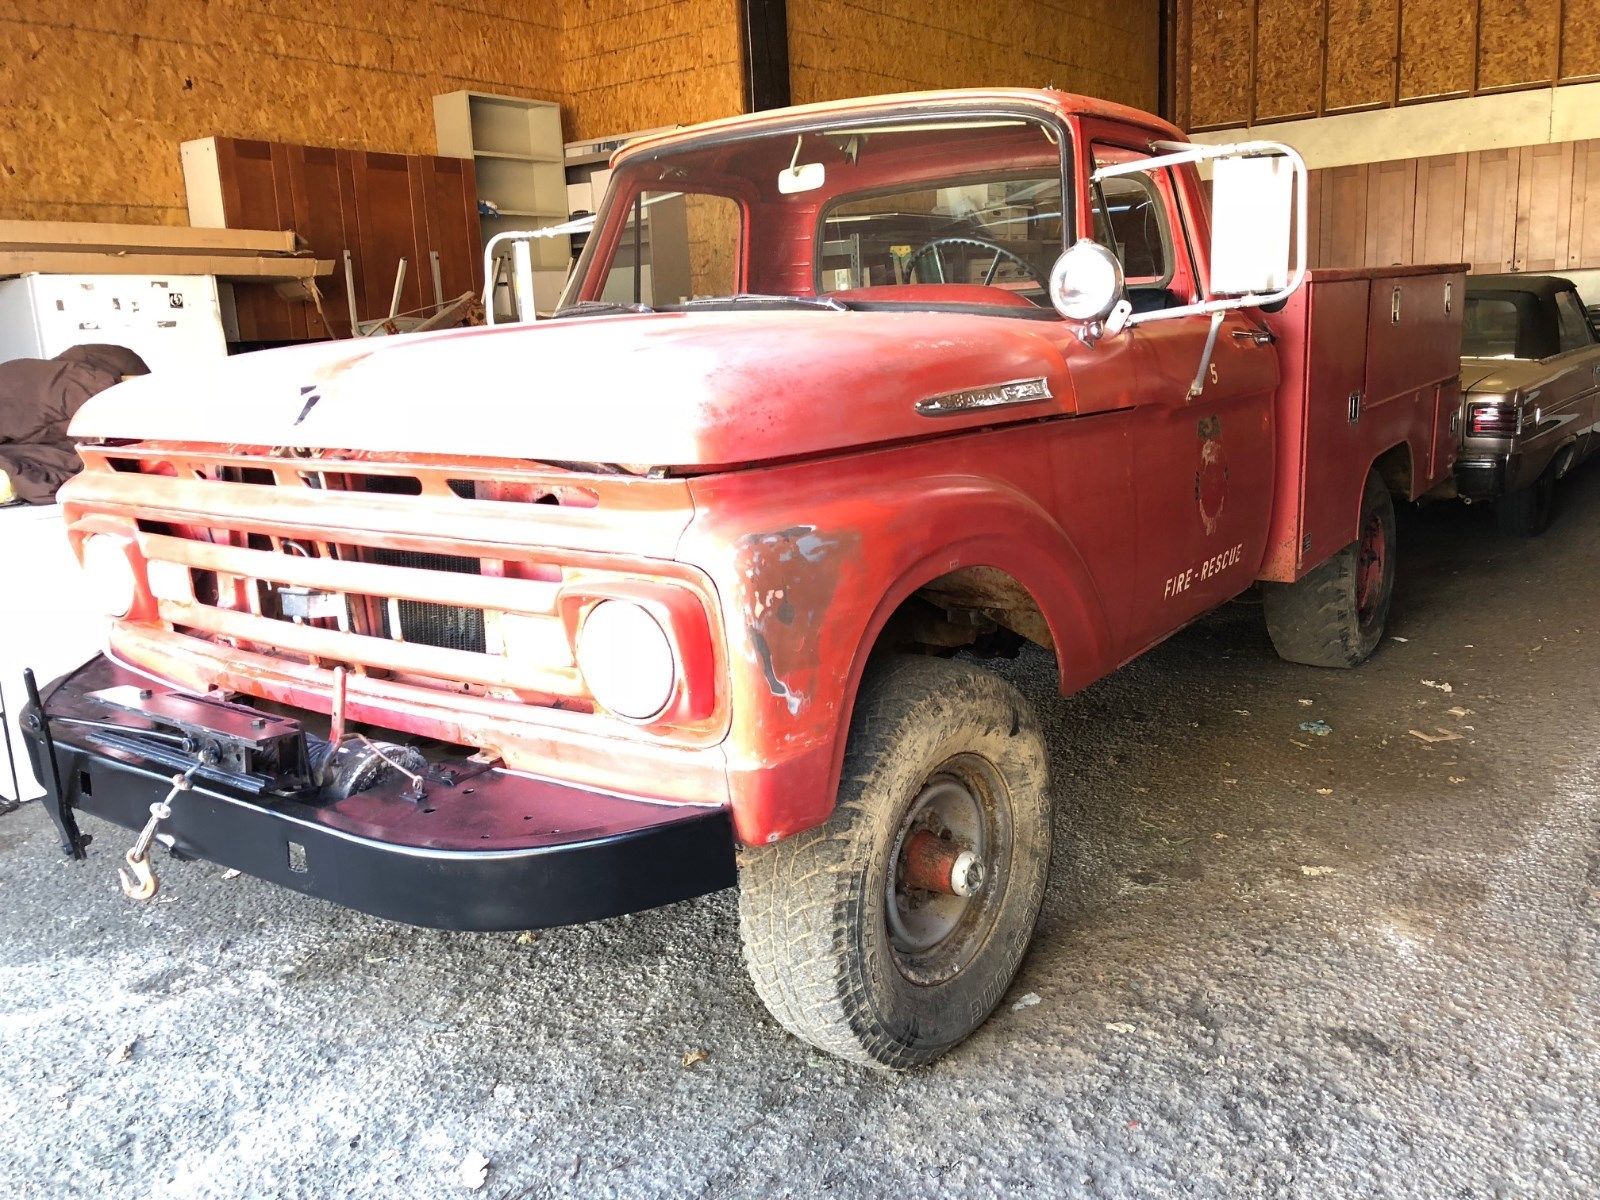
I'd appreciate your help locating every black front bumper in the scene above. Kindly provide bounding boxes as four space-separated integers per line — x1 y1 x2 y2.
21 656 736 931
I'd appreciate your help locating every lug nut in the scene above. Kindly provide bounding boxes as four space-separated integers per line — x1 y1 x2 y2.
949 851 985 897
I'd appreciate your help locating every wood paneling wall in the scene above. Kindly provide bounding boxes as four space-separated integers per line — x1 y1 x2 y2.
1306 139 1600 273
1175 0 1600 131
788 0 1160 111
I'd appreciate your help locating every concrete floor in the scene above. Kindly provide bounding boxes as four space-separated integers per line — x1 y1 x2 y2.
2 469 1598 1199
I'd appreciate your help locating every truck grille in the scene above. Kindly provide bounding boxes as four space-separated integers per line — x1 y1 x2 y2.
69 445 630 705
369 548 487 654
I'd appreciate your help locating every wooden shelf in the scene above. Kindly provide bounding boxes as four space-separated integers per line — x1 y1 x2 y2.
0 250 331 280
484 208 568 220
471 149 564 163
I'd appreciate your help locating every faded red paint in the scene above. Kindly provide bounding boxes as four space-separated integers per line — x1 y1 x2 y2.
57 89 1465 851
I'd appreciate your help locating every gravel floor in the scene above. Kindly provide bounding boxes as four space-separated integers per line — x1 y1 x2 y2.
3 470 1598 1199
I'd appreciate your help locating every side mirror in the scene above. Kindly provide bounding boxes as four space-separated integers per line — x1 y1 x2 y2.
1048 239 1125 323
1208 153 1296 296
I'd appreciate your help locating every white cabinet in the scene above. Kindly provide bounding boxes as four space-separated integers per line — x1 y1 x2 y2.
434 91 571 319
0 505 106 801
0 273 227 373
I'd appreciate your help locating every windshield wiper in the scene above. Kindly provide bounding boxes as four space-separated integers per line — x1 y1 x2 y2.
681 293 850 311
549 300 656 319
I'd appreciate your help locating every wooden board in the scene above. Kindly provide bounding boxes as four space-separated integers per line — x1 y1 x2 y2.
1563 5 1600 80
1324 0 1397 112
1315 164 1369 268
1514 142 1577 271
0 221 295 255
1411 154 1468 265
1363 158 1417 267
1569 141 1600 269
1398 0 1477 100
1185 0 1255 129
1253 0 1323 121
286 145 360 340
0 251 331 279
1478 0 1561 91
1461 148 1521 273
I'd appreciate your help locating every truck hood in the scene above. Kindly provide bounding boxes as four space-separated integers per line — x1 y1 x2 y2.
72 310 1077 471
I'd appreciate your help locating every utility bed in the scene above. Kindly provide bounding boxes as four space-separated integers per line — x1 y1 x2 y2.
1259 264 1467 583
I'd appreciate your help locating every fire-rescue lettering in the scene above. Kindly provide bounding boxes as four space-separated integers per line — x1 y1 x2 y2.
1163 542 1245 599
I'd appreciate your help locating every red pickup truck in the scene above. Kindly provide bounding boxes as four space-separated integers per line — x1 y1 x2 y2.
21 89 1463 1067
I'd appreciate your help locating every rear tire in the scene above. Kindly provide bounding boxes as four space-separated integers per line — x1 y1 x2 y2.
1264 469 1396 668
1495 466 1557 537
737 656 1050 1069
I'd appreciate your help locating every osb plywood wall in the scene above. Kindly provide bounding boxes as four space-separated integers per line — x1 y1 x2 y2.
1 0 744 226
684 193 740 296
562 0 743 139
1306 139 1600 273
787 0 1161 111
1175 0 1600 131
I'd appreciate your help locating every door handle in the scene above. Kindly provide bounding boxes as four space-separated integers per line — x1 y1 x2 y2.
1232 327 1275 346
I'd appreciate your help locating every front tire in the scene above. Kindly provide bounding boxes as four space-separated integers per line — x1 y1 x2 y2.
737 656 1050 1068
1263 468 1396 668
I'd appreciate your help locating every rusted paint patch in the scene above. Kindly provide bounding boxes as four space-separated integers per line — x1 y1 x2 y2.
738 524 859 717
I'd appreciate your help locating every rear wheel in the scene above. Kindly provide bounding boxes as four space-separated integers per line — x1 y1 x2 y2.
1495 465 1557 537
1264 469 1396 668
737 656 1050 1068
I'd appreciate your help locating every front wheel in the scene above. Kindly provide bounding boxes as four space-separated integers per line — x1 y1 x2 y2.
1263 468 1396 668
737 656 1051 1068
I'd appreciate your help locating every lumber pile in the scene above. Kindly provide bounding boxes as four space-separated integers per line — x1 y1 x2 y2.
0 221 332 280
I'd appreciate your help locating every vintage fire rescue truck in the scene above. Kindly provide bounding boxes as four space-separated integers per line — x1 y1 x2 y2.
19 89 1464 1067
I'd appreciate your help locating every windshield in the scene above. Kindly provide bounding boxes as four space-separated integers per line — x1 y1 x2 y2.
561 114 1069 315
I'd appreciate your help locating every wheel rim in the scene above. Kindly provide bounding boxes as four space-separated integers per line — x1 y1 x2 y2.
1355 510 1387 626
885 754 1011 986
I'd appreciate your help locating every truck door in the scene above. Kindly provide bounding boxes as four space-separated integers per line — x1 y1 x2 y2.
1088 147 1280 647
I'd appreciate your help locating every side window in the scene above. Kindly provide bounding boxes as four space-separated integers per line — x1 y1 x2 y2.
1555 291 1596 354
597 191 741 306
1090 159 1172 287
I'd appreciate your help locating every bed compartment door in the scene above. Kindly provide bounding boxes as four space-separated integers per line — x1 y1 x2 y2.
1260 274 1373 582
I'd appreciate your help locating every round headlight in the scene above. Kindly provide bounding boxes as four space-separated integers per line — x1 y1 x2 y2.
1048 238 1125 322
575 600 676 720
80 534 138 618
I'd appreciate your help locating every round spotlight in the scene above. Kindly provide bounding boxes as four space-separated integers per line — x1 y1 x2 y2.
80 534 138 618
575 600 676 720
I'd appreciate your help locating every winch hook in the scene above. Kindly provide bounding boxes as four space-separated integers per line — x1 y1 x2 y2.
117 767 198 901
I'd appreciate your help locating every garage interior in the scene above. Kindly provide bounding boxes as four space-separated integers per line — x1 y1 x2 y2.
1 2 1597 1196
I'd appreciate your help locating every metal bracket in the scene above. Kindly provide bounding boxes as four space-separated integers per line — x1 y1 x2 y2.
1188 311 1226 399
20 669 89 859
0 677 40 816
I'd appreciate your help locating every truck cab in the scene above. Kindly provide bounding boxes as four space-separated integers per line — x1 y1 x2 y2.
23 89 1462 1068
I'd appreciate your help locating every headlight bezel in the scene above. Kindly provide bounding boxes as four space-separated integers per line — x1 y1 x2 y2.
560 581 718 727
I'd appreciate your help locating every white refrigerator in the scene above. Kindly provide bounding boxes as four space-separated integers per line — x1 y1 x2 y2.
0 273 227 372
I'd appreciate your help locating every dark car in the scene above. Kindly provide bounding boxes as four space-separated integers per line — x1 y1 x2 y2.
1457 274 1600 534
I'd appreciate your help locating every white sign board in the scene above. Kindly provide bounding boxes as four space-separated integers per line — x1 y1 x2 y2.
1209 156 1295 297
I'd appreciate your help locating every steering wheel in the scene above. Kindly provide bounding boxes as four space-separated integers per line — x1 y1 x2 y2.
902 236 1045 289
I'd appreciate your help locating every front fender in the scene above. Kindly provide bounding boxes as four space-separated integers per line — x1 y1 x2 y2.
681 444 1122 845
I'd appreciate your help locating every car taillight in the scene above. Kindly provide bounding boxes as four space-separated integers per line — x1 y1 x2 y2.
1467 403 1520 436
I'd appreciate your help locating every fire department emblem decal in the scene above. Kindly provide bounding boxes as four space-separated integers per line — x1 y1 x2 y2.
1196 414 1227 535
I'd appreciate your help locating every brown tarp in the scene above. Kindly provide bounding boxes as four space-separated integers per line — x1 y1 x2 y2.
0 344 148 504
